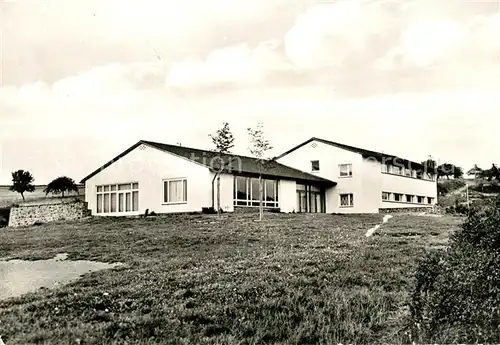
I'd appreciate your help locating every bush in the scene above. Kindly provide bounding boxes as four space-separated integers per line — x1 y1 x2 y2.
470 182 500 194
408 196 500 343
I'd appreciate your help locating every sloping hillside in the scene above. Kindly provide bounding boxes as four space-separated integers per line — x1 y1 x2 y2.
438 178 499 209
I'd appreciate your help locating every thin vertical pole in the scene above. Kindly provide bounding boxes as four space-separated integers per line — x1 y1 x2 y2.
217 175 221 217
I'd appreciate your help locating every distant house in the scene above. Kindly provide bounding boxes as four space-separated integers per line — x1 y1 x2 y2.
80 138 437 216
275 137 437 213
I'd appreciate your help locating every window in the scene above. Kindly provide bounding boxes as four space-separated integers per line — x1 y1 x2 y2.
404 167 412 177
394 193 403 202
382 192 391 201
96 182 139 214
428 197 434 204
381 164 391 173
417 196 425 204
163 178 187 204
392 165 403 175
406 194 414 203
340 193 354 207
339 164 353 177
233 176 278 207
311 160 320 172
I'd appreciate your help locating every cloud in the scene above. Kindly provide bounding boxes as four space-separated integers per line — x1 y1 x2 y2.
166 42 291 90
284 1 375 69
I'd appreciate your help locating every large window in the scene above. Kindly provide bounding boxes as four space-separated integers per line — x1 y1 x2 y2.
340 193 354 207
163 178 187 204
339 164 353 177
96 182 139 214
234 176 278 207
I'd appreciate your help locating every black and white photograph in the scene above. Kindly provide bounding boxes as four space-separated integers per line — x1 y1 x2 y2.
1 0 499 343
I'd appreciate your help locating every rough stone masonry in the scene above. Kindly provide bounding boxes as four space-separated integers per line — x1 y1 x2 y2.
8 200 91 227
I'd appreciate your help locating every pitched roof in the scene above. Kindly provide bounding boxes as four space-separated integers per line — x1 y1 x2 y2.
275 137 427 169
81 140 336 186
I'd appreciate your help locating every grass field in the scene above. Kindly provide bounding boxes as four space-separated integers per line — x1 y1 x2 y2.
0 213 462 344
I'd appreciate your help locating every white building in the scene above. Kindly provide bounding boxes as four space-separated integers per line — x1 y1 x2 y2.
81 140 334 216
81 138 437 216
275 137 437 213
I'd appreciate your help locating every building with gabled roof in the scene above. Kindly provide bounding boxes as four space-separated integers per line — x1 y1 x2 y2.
81 140 335 216
80 137 437 216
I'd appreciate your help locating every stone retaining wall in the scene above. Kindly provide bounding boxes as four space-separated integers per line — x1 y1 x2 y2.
379 206 438 214
8 200 91 227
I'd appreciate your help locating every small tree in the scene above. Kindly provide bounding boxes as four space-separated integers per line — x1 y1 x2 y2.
209 122 235 216
209 122 235 154
421 157 437 179
248 122 273 221
44 176 79 198
453 166 464 179
10 170 35 201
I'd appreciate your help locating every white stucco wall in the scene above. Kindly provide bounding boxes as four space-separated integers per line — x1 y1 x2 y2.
85 144 213 216
380 172 437 209
277 139 365 213
279 179 296 213
211 173 235 212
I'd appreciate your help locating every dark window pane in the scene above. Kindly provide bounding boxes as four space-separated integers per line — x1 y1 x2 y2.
265 180 275 201
132 191 139 211
126 193 131 212
119 193 124 212
251 178 260 201
163 181 168 203
311 160 320 171
97 194 103 213
236 176 247 200
110 193 117 212
103 194 110 213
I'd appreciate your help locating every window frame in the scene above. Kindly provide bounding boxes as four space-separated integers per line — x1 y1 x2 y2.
163 178 188 204
382 192 391 201
96 182 139 214
393 193 403 202
339 164 353 178
311 160 320 172
233 176 279 208
339 193 354 207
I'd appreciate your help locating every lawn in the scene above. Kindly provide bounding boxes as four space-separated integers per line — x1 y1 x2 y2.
0 213 462 345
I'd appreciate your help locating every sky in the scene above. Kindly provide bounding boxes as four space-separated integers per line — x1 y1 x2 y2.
1 0 499 184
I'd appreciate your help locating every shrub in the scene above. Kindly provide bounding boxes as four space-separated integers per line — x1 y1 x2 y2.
408 196 500 343
470 182 500 194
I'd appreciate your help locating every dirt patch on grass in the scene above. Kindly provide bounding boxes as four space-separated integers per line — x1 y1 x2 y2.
0 253 122 300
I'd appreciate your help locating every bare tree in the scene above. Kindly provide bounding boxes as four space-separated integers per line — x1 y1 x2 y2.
247 122 273 221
